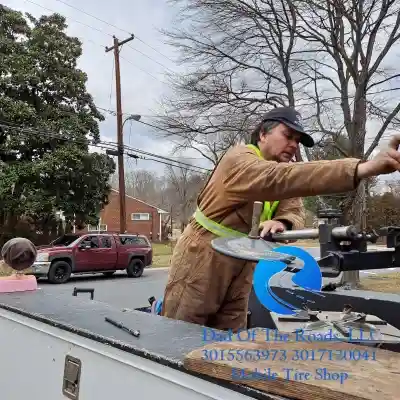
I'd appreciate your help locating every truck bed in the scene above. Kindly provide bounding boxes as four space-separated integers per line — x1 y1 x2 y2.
0 290 284 400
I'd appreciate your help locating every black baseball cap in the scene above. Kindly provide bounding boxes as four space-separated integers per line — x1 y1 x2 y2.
261 107 314 147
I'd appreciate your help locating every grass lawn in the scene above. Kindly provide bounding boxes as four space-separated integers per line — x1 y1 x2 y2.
288 239 319 247
151 242 175 268
0 260 32 276
359 272 400 294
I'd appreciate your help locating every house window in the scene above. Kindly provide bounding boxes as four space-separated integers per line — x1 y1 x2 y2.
88 224 108 231
131 213 150 221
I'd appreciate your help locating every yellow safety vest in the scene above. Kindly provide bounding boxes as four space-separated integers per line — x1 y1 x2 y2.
193 144 280 238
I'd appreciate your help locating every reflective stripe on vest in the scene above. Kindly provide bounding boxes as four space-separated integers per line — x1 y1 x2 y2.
244 145 280 222
193 144 280 237
194 207 247 238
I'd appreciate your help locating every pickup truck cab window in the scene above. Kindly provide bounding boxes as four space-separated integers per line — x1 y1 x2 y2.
119 236 149 246
51 234 80 247
81 236 99 248
101 236 112 248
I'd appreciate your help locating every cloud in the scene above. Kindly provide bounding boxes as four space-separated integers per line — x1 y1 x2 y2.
7 0 193 172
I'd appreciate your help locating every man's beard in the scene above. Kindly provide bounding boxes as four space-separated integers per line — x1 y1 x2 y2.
278 153 295 163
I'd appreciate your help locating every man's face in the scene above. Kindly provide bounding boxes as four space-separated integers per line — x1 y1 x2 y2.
258 123 301 162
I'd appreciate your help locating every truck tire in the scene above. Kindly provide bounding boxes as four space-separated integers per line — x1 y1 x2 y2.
48 261 72 284
127 259 144 278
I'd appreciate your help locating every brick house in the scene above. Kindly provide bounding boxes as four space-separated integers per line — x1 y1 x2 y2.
75 189 169 241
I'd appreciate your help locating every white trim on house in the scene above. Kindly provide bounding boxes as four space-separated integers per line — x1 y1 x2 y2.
111 189 168 214
131 213 150 221
88 224 108 231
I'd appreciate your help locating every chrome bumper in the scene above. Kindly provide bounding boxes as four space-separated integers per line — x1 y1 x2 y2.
31 262 51 276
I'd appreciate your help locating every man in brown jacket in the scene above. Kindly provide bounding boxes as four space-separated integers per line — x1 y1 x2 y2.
161 106 400 332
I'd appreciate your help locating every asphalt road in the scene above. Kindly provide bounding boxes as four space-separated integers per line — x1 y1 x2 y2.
38 269 168 310
37 246 399 310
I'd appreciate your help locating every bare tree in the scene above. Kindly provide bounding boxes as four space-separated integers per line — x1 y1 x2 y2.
279 0 400 287
154 0 308 164
288 0 400 228
368 188 400 229
110 166 206 229
125 169 163 205
108 173 119 190
165 163 206 231
387 180 400 196
305 133 377 217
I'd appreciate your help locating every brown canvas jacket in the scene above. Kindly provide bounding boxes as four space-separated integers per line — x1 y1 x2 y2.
190 144 361 236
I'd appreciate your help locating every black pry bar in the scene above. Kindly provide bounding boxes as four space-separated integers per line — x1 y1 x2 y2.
105 317 140 338
73 287 94 300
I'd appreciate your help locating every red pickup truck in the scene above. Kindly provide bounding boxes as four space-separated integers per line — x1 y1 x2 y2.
32 233 153 284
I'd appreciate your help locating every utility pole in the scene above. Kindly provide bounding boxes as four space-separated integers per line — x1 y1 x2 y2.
105 34 134 233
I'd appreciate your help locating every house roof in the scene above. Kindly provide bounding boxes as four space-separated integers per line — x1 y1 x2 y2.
110 189 169 214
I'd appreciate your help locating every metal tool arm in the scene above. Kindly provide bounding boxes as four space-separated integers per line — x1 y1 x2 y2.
274 223 400 278
268 225 358 241
211 201 400 279
318 248 400 277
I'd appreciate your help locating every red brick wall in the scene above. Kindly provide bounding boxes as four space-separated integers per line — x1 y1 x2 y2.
76 190 162 241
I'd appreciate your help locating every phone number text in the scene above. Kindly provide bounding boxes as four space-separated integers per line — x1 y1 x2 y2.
201 348 376 362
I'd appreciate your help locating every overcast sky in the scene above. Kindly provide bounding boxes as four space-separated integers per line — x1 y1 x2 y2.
4 0 400 185
5 0 212 177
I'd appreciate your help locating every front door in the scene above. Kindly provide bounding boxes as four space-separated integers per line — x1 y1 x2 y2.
74 235 101 272
97 235 118 270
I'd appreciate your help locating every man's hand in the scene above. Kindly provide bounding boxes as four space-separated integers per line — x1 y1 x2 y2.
259 220 288 243
357 134 400 179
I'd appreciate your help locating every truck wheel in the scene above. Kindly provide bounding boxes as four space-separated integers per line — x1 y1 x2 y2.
127 259 144 278
48 261 72 284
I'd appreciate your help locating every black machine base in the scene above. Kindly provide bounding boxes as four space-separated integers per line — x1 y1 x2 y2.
247 286 400 352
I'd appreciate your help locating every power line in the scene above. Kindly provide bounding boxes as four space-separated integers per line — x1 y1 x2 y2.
1 127 207 174
134 37 176 64
119 55 165 84
125 153 210 174
0 121 211 172
0 125 208 174
126 44 175 75
23 0 168 84
24 0 112 36
52 0 176 63
104 141 212 172
47 0 176 72
0 102 214 162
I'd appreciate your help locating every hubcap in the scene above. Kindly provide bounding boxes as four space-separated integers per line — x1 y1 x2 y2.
133 262 142 275
55 267 65 280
